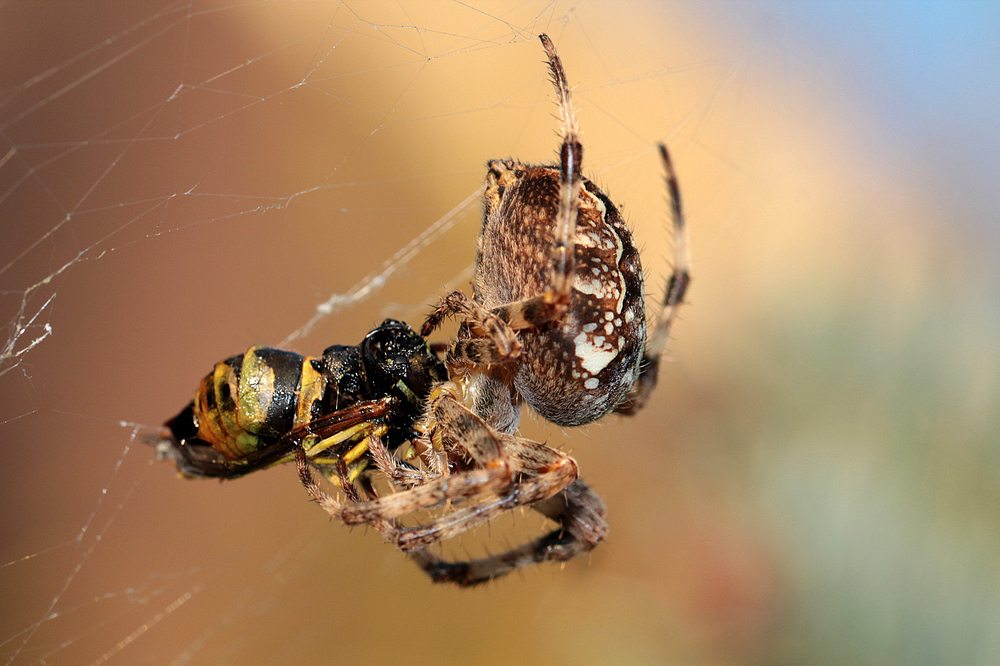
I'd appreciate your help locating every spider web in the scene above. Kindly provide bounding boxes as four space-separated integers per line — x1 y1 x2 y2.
3 2 1000 665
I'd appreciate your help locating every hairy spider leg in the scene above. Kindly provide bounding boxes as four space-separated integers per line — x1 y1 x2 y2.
539 32 582 303
391 432 579 551
422 290 521 365
614 144 691 415
297 384 584 581
421 33 586 349
296 383 514 539
408 478 608 586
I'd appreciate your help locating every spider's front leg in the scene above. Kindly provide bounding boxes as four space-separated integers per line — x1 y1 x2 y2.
615 145 691 415
421 34 584 369
422 290 521 364
296 382 515 543
480 34 585 328
392 430 580 552
408 478 607 586
539 32 582 303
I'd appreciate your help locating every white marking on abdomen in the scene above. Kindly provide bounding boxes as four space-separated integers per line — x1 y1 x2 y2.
573 331 619 374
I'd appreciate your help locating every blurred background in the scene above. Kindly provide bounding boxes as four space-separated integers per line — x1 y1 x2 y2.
2 1 998 664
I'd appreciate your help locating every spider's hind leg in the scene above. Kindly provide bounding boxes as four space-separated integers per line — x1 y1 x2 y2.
615 144 691 415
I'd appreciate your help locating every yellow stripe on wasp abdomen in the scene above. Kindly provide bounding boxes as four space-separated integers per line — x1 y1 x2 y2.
193 346 326 461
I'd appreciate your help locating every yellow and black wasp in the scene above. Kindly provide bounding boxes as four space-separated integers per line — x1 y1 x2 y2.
156 319 445 489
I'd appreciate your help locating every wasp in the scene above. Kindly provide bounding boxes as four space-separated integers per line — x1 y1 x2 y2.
157 319 446 486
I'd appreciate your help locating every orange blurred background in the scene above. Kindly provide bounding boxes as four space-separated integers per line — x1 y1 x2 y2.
2 2 998 664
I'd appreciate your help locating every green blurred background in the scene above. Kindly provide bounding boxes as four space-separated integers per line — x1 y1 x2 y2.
2 1 998 664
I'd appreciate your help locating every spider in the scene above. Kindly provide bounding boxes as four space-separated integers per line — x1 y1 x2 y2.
155 319 609 585
297 34 691 584
157 34 688 586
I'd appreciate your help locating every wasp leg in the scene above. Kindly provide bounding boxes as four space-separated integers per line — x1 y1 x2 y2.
279 398 396 457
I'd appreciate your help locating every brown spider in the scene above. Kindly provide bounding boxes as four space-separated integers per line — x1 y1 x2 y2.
295 34 690 585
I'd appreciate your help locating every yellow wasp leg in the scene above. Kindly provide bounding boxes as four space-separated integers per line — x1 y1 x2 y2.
302 422 372 457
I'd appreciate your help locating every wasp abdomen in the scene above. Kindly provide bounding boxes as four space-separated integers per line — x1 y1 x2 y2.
192 346 327 461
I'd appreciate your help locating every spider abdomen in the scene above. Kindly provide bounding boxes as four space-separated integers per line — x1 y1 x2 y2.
477 162 646 426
